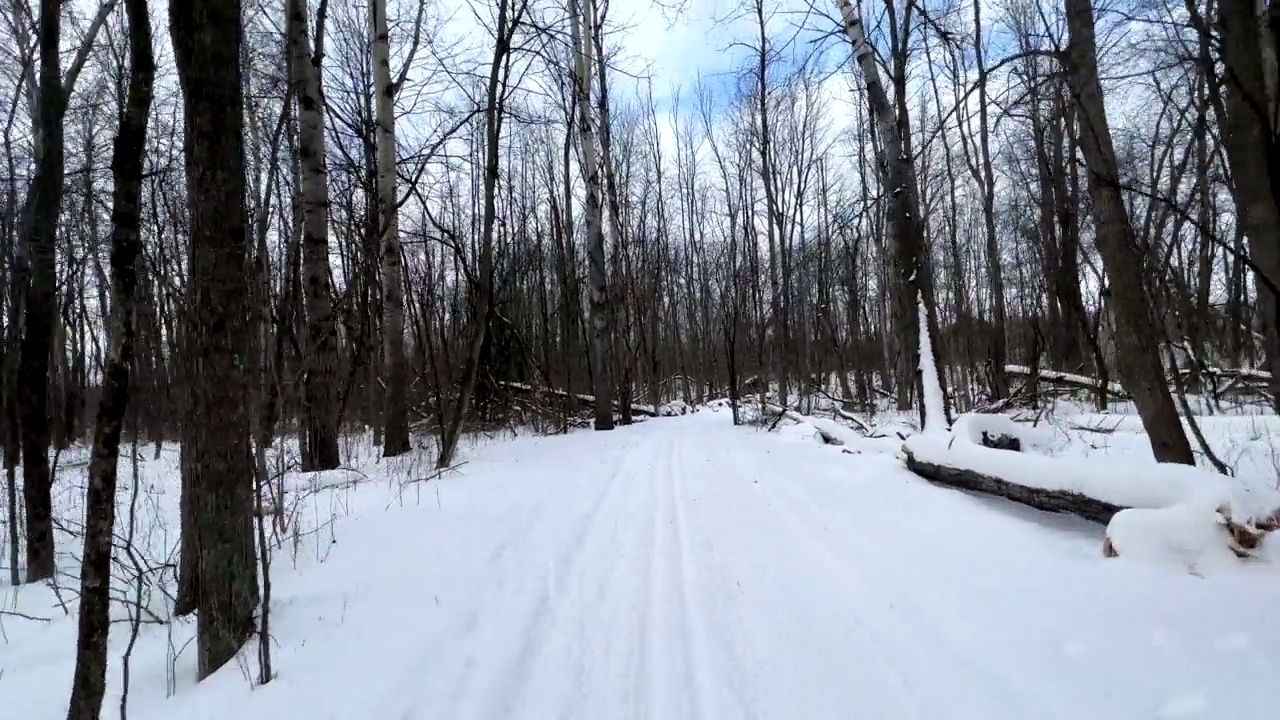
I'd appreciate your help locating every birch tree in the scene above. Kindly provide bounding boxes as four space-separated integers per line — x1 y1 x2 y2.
569 0 614 430
372 0 410 455
289 0 341 470
834 0 948 426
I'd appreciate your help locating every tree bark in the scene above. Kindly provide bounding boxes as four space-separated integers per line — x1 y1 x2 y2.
903 447 1124 525
65 0 153 714
1062 0 1194 464
372 0 411 456
1214 0 1280 411
437 0 521 468
171 0 261 678
16 0 68 585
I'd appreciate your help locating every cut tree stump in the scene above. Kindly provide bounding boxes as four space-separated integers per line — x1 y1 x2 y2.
902 447 1124 525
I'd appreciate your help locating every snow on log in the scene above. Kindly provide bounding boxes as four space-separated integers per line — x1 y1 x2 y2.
1004 364 1128 398
903 413 1280 567
496 381 658 417
1103 502 1279 571
764 403 845 446
903 444 1124 525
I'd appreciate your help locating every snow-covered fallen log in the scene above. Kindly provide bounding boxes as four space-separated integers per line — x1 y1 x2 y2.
903 413 1280 568
1005 364 1129 398
496 381 658 417
1103 502 1280 571
757 404 907 455
904 452 1126 523
763 403 845 446
1192 366 1272 382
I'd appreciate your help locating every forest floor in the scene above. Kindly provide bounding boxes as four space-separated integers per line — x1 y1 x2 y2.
5 407 1280 719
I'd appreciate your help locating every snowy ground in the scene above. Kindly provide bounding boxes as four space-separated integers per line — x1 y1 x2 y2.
5 409 1280 719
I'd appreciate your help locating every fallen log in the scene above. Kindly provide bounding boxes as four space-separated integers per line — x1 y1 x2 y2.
903 446 1124 525
903 421 1280 564
496 381 658 417
1005 364 1129 399
763 403 845 445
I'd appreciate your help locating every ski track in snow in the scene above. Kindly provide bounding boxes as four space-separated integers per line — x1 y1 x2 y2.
8 412 1280 719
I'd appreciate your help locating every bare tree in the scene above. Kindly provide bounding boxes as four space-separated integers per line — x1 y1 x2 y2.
289 0 341 470
1062 0 1193 463
171 0 260 678
437 0 528 467
65 0 153 711
835 0 948 427
372 0 410 455
568 0 614 430
15 0 118 584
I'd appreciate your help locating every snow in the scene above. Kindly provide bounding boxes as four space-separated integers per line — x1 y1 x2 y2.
917 293 948 435
657 400 691 416
6 412 1280 719
1105 503 1246 573
951 412 1046 449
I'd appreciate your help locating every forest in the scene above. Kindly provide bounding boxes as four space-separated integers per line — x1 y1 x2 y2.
2 0 1279 717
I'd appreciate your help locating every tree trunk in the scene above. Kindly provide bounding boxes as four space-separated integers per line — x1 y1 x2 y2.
65 0 153 714
1062 0 1194 464
569 0 614 430
437 0 519 468
171 0 261 678
836 0 948 427
1215 0 1280 411
971 0 1009 399
289 0 340 470
16 0 68 585
372 0 411 456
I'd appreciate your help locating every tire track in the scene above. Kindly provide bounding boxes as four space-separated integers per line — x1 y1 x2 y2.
469 435 650 719
666 429 714 719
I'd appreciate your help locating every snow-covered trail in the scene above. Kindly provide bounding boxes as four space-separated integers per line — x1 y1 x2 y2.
10 411 1280 719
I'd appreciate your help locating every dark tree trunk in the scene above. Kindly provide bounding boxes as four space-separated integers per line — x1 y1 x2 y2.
437 0 519 468
1063 0 1194 464
65 0 153 715
171 0 261 678
1214 0 1280 411
837 0 948 427
18 0 70 584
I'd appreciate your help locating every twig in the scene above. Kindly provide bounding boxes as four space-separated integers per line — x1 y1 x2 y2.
402 462 468 485
0 608 51 622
